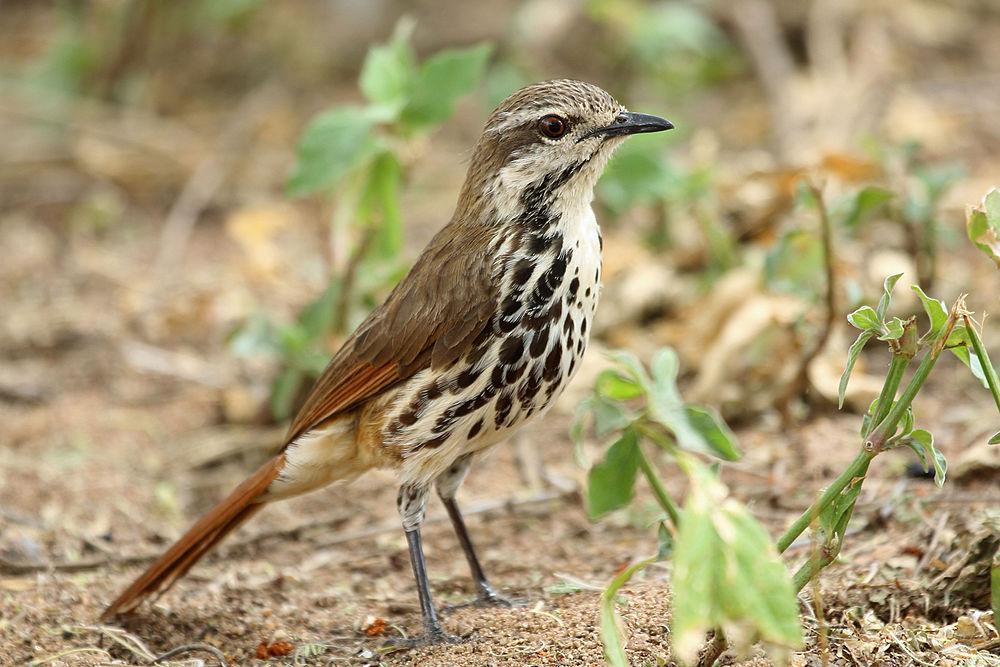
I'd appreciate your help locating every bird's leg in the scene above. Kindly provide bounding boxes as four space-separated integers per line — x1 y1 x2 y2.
436 456 519 609
391 483 460 646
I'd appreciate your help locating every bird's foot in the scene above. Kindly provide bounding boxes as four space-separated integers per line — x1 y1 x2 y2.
443 584 525 611
381 622 462 651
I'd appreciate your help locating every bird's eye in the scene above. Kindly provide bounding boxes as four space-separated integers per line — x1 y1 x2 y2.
538 115 568 139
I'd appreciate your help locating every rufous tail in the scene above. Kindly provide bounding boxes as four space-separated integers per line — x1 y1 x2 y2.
100 454 286 620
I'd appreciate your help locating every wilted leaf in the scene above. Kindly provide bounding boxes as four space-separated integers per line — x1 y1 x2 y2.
847 305 880 332
672 458 801 663
287 106 383 196
967 188 1000 268
839 330 875 408
587 429 641 518
400 43 492 130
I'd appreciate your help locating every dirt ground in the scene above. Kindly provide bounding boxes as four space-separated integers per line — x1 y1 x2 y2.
0 218 997 666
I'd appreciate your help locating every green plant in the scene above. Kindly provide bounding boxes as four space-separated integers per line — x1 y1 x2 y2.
231 19 491 420
581 276 1000 664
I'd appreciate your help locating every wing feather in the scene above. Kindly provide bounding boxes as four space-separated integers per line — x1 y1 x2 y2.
284 221 497 445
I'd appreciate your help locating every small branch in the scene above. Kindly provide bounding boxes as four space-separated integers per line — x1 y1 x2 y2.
868 352 910 433
635 443 681 529
775 450 874 554
695 630 728 667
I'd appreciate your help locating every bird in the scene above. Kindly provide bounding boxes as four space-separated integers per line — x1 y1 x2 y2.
101 79 673 645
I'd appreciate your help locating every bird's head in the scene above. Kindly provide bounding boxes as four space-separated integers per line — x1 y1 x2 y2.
458 79 673 222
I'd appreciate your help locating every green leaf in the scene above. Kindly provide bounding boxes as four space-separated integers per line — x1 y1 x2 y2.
877 317 906 341
839 330 875 408
847 305 880 332
991 431 1000 445
646 349 716 456
587 429 641 518
905 429 947 487
910 285 948 337
947 324 991 389
841 185 894 229
400 43 492 130
876 273 903 320
684 406 741 461
599 555 658 667
596 369 645 401
359 18 416 112
287 106 383 196
672 457 802 662
966 188 1000 268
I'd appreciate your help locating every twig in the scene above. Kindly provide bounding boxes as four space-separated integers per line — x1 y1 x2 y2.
778 179 837 417
153 643 228 667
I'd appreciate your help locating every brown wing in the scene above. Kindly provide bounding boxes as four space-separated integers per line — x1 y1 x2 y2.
284 221 497 445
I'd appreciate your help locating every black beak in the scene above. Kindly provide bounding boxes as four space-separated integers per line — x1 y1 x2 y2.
580 111 674 141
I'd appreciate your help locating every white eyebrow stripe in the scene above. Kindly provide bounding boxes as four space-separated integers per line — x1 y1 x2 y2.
490 108 546 134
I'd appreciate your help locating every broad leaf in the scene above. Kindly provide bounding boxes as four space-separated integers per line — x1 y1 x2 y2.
359 151 404 258
842 185 893 229
839 330 875 408
877 317 906 341
587 429 641 518
595 369 645 401
911 285 947 337
287 106 382 196
966 188 1000 268
991 431 1000 445
672 457 802 663
685 405 741 461
400 43 492 130
359 18 416 112
904 429 947 487
646 348 716 456
847 305 880 332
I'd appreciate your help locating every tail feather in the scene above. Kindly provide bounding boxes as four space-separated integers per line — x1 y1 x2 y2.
101 454 285 620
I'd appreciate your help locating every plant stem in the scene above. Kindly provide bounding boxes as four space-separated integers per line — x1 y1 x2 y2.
963 314 1000 415
868 353 910 434
636 444 682 529
776 451 874 554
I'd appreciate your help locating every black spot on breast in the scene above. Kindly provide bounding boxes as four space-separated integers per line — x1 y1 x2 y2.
576 339 584 355
495 391 513 428
422 379 443 401
503 360 527 386
469 418 484 438
518 365 543 403
399 410 418 427
584 287 591 298
511 258 534 285
543 344 563 381
594 267 600 282
414 432 450 451
598 233 604 251
581 320 588 336
568 277 580 296
529 326 549 357
499 335 524 366
454 365 482 391
563 316 573 334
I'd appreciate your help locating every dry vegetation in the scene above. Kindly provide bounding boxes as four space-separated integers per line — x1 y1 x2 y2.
1 1 998 665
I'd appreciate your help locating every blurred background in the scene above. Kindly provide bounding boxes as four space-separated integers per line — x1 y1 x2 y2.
1 1 998 665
